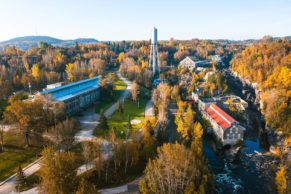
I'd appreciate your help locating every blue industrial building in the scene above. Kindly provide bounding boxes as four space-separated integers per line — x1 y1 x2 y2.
41 77 100 115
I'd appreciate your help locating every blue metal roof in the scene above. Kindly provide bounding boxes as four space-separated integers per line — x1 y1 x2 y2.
41 76 99 101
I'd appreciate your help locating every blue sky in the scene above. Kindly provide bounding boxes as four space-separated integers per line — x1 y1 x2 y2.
0 0 290 41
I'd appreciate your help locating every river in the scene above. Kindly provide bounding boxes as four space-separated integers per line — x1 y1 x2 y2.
202 72 278 194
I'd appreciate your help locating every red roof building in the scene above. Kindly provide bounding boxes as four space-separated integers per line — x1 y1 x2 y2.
199 100 245 145
206 104 235 129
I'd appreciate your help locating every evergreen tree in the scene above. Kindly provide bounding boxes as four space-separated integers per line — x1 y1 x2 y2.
16 165 26 192
98 110 109 131
126 115 131 139
117 100 123 114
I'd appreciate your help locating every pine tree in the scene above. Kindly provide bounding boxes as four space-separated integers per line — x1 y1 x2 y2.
117 100 123 114
98 110 109 131
126 115 131 139
16 165 26 192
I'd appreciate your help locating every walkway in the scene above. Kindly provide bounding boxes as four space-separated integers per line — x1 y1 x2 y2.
145 99 154 117
99 176 142 194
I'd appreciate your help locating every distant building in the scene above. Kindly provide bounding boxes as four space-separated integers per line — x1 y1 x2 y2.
221 95 248 111
203 104 245 145
40 77 100 115
179 56 207 71
208 54 222 64
45 82 63 90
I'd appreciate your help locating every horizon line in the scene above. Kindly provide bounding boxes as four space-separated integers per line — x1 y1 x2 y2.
0 34 290 43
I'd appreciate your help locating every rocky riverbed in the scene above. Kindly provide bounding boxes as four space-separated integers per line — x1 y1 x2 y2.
203 135 279 194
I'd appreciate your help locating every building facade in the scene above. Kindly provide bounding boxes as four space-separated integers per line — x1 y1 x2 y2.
179 56 207 71
40 77 100 115
203 104 244 145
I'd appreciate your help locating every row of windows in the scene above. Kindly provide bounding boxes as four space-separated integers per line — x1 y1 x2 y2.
226 133 241 139
65 90 99 114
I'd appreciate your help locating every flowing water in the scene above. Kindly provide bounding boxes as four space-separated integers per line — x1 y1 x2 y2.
203 133 277 194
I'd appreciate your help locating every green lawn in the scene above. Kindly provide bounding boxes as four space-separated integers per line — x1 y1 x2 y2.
95 86 150 139
95 78 127 114
0 132 43 182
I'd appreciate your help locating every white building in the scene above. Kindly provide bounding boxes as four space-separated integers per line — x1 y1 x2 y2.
208 54 222 64
179 56 207 71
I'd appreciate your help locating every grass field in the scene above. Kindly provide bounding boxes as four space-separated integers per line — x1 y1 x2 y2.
0 132 43 182
95 86 150 139
95 78 127 114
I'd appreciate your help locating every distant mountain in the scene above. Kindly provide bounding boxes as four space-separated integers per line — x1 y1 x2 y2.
0 36 98 50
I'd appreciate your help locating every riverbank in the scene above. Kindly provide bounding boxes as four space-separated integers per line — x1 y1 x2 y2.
201 70 279 194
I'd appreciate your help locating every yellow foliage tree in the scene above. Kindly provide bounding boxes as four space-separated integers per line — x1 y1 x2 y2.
118 52 125 63
31 64 40 80
65 63 74 82
191 122 203 158
275 166 287 194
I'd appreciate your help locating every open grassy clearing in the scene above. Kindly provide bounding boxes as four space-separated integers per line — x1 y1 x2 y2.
94 86 150 139
95 77 127 114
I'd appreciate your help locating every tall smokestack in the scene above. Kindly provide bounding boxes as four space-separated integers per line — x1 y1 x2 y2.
149 27 160 77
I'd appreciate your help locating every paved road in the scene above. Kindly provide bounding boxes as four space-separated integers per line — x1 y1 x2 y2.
75 107 100 141
0 72 132 194
166 102 178 143
145 99 154 117
99 176 142 194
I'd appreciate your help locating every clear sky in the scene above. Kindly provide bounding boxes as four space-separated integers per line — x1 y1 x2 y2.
0 0 290 41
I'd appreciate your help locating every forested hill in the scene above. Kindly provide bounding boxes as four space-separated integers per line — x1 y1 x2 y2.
0 36 98 50
230 37 291 133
